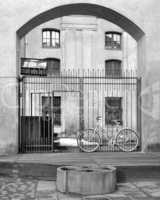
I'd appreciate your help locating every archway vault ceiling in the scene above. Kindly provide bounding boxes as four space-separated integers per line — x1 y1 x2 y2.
17 3 144 41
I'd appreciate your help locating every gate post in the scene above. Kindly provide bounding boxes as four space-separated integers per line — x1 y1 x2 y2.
18 76 21 153
79 78 84 131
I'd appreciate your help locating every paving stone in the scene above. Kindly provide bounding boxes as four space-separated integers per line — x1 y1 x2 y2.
37 181 56 192
150 189 160 197
108 198 130 200
125 191 147 198
38 198 57 200
57 191 82 200
104 192 126 198
83 196 112 200
141 187 160 194
117 182 137 191
0 175 160 200
133 181 158 188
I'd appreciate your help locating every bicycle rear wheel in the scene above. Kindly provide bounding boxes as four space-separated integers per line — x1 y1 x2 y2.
77 129 100 152
116 128 139 152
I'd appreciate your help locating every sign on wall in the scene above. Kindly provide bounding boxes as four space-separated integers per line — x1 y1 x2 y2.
21 58 47 76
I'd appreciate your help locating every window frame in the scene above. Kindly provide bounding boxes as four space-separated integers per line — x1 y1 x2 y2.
44 57 60 76
105 97 123 125
42 28 60 48
105 59 122 77
41 96 61 126
105 32 122 50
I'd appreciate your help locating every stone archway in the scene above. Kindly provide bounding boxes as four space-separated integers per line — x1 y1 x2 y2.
16 3 145 74
17 3 144 41
16 3 145 151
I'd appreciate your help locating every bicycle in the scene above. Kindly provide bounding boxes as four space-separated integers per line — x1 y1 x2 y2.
77 116 139 152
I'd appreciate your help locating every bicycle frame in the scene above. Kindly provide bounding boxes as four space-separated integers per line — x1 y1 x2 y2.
77 116 139 152
94 118 138 147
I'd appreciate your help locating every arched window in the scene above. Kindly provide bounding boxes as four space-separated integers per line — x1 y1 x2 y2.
105 32 121 49
42 29 60 48
45 58 60 75
105 60 122 77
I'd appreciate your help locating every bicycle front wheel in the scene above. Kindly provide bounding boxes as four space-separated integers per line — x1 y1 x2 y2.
77 129 100 153
116 129 139 152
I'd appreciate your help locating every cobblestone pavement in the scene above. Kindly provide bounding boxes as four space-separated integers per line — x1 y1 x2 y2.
0 176 160 200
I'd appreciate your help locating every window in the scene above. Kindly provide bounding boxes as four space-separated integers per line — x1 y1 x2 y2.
105 60 122 77
42 96 61 126
42 29 60 48
45 58 60 76
105 32 121 49
105 97 122 125
53 97 61 126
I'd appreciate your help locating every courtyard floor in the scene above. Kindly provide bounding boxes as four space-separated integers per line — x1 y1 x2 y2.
0 175 160 200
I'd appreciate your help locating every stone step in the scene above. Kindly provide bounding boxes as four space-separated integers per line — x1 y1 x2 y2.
0 161 160 182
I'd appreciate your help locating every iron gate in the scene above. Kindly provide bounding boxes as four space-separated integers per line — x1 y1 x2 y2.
18 70 141 153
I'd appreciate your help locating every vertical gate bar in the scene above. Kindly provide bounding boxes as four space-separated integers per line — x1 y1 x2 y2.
18 77 21 153
118 69 120 152
49 79 52 152
92 69 94 129
37 79 39 152
47 78 48 152
87 69 89 130
100 69 102 151
79 77 84 131
51 91 54 152
31 78 33 152
31 92 34 152
116 70 118 152
43 78 45 152
47 78 50 152
23 78 26 152
44 78 46 152
105 69 108 151
111 67 113 152
93 69 95 150
137 77 142 151
36 78 39 151
50 78 52 152
33 77 36 152
131 70 133 130
25 78 28 153
43 80 45 152
102 69 105 151
31 79 33 152
129 70 131 151
34 82 37 151
125 70 128 151
23 78 25 153
39 86 41 152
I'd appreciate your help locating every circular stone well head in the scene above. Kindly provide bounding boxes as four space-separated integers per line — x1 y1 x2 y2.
56 165 116 195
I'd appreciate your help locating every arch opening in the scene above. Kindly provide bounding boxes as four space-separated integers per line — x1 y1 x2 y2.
17 3 144 41
17 2 146 152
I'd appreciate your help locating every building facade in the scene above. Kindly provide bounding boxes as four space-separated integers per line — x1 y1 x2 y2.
0 0 160 154
18 16 138 152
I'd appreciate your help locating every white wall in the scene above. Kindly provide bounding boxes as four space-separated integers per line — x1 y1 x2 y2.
20 15 138 138
21 16 137 72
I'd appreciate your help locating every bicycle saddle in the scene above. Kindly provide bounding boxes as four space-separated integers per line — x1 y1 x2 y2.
111 120 121 125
